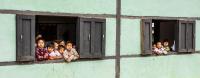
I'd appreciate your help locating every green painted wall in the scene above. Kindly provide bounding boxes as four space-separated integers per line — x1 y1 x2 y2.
0 59 115 78
105 18 116 56
122 0 200 17
121 19 141 55
196 21 200 51
0 0 115 14
0 1 200 78
121 54 200 78
0 14 16 62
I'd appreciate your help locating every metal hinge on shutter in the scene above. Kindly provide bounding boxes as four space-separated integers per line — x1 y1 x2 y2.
88 34 91 40
21 34 23 40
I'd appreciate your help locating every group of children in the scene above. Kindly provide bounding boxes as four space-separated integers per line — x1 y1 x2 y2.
152 39 172 55
35 38 79 62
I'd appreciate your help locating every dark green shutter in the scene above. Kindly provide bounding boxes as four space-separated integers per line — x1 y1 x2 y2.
176 20 187 52
176 20 195 53
77 18 105 58
186 21 195 52
91 19 105 58
77 18 92 58
16 15 35 62
141 19 152 55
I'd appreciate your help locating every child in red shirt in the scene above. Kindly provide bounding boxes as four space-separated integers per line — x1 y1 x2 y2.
35 38 49 61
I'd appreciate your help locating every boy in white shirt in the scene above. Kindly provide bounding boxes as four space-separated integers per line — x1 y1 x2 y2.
47 43 62 60
63 41 79 62
153 42 168 55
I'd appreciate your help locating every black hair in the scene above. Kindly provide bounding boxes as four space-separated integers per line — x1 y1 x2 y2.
163 39 169 42
36 38 45 44
156 41 162 44
47 43 54 48
66 41 73 45
58 45 65 50
53 40 61 44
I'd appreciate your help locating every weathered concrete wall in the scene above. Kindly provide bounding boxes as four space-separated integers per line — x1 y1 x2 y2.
122 0 200 17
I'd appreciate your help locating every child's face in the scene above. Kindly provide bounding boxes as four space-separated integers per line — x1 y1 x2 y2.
37 40 45 48
47 47 54 53
66 43 73 51
59 48 65 54
59 41 65 46
156 42 162 49
163 42 169 46
54 42 59 50
153 44 156 48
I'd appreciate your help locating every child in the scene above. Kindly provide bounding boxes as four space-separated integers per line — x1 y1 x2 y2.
35 38 49 61
47 43 62 60
152 42 157 50
163 39 171 52
153 41 167 55
63 41 79 62
59 40 65 46
58 45 65 55
53 40 60 50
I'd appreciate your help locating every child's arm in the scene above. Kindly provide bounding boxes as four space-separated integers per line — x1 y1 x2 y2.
67 55 74 62
63 51 69 61
36 52 45 60
49 56 55 60
43 53 49 60
72 49 79 59
55 55 62 59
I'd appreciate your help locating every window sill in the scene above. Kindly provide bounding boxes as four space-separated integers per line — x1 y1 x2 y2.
0 51 200 66
141 51 200 57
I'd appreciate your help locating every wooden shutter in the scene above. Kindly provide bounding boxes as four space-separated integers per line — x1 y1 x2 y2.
77 18 105 58
91 19 105 58
176 20 195 53
141 19 152 55
16 15 35 61
186 21 195 52
77 18 92 58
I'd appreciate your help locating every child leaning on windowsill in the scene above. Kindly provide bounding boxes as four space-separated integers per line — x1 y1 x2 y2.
63 41 79 62
35 38 49 61
153 41 168 55
163 39 171 52
47 43 62 60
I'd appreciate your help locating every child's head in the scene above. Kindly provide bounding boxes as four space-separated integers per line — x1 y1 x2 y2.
58 45 65 54
153 43 156 48
53 40 60 50
47 43 54 53
156 41 162 49
163 39 169 47
36 38 45 48
65 41 73 51
59 40 65 46
36 34 42 40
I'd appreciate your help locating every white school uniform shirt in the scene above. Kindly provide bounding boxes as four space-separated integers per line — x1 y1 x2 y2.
49 51 61 57
63 48 79 60
153 47 167 54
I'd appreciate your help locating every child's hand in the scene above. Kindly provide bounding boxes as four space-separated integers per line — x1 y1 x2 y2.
39 56 43 59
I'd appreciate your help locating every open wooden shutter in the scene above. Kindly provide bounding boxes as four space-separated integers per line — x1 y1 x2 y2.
141 19 152 55
176 20 195 53
186 21 195 52
16 15 35 62
176 20 187 52
77 18 105 58
91 19 105 58
77 18 92 58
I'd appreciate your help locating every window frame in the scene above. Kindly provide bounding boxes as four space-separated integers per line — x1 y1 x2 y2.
141 19 196 55
16 15 106 62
